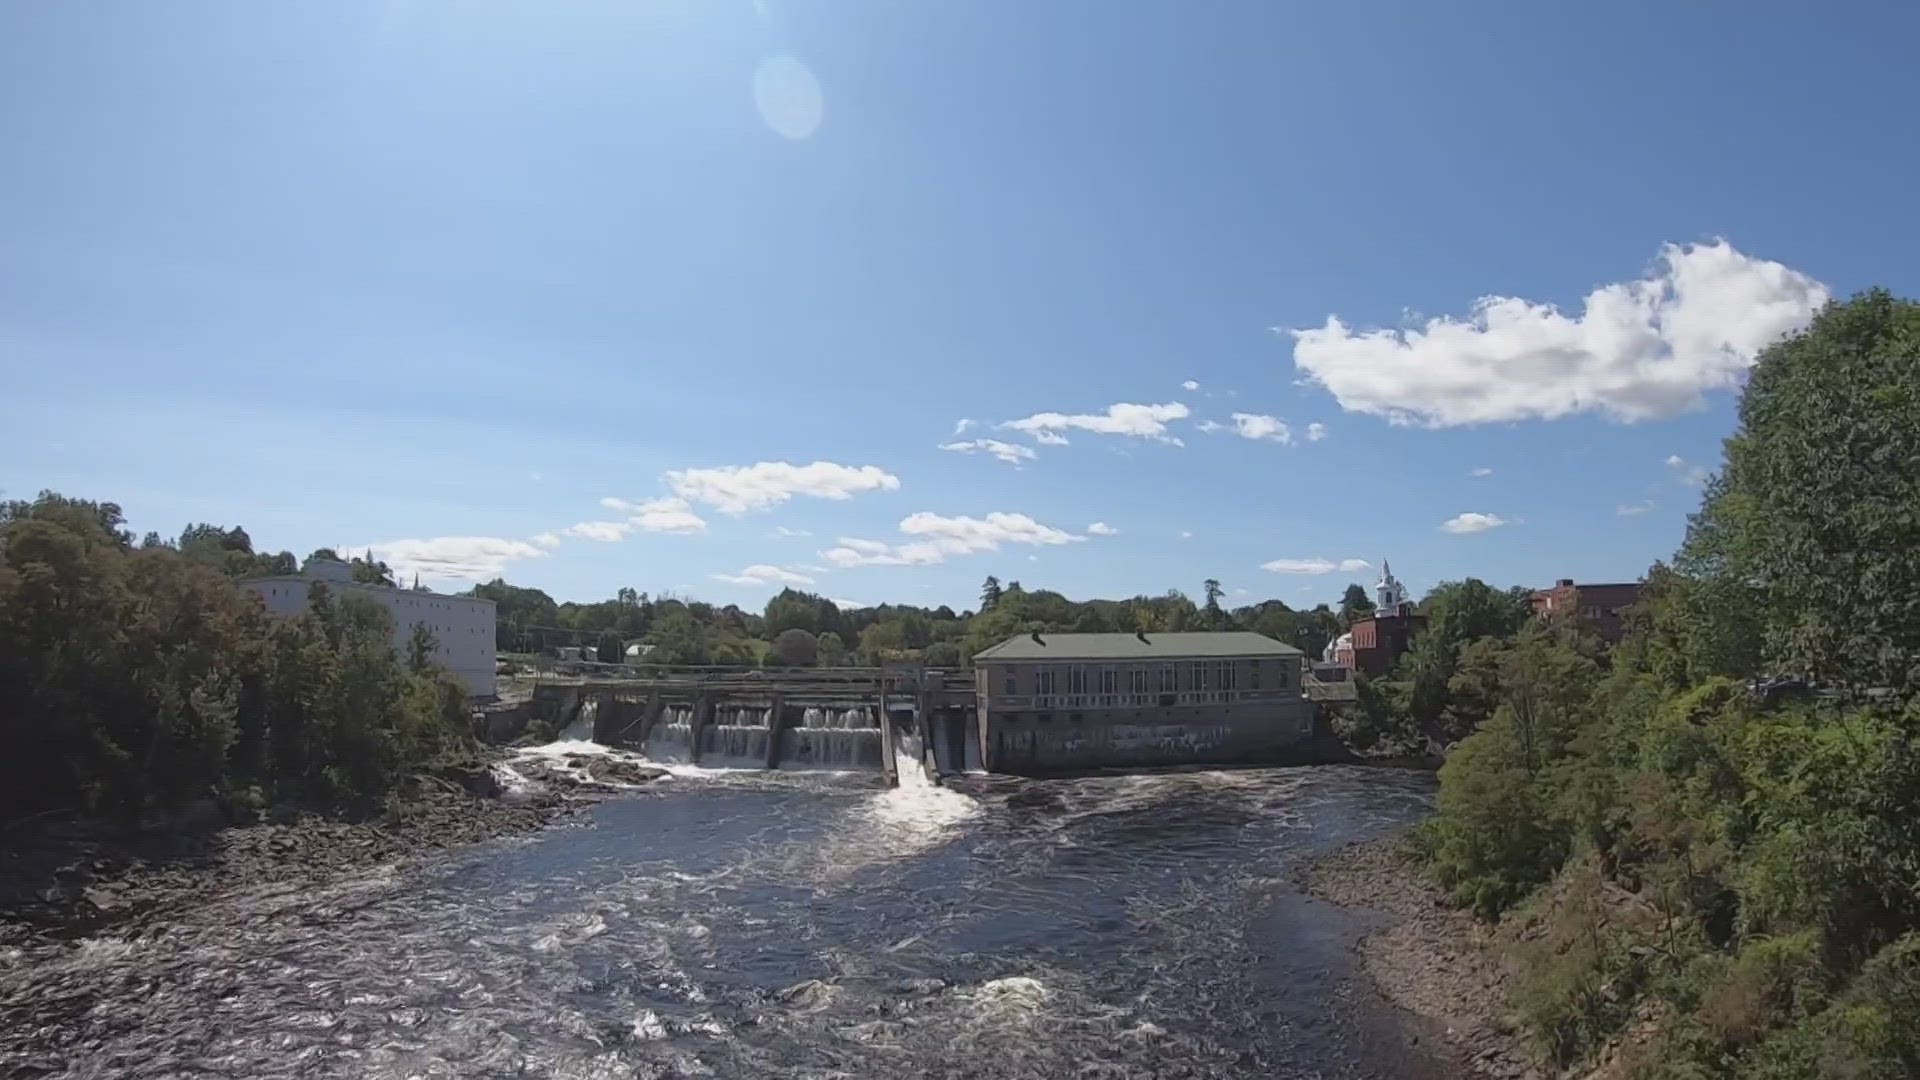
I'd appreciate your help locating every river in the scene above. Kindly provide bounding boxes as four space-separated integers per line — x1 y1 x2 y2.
0 751 1442 1079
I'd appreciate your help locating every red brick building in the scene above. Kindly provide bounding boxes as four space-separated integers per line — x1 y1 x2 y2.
1348 610 1428 676
1530 579 1644 645
1328 560 1427 676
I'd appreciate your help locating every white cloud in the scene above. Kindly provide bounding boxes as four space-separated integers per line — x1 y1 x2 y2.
665 461 901 515
1664 455 1711 487
828 598 867 610
564 520 634 543
1230 413 1293 443
530 532 562 549
822 511 1080 568
1003 401 1190 445
1261 557 1372 575
1616 502 1654 517
1306 422 1328 442
570 496 709 539
1086 522 1119 536
367 537 549 582
712 564 816 586
1469 467 1495 478
1441 512 1508 534
1179 530 1194 540
772 525 812 538
940 439 1037 466
630 496 708 534
953 418 977 435
1182 380 1200 391
1288 241 1829 427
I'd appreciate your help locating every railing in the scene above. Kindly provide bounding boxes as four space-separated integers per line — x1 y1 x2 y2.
984 689 1302 711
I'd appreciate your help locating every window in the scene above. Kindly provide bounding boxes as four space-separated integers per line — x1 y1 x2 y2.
1277 666 1290 689
1099 667 1117 695
1159 665 1176 692
1250 665 1261 690
1187 662 1207 691
1130 668 1149 694
1036 669 1057 695
1216 662 1237 691
1067 667 1088 695
1004 671 1018 696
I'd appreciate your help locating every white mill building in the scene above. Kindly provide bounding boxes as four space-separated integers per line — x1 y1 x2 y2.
243 556 497 697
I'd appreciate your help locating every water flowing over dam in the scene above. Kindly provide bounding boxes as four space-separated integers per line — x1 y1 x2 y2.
0 752 1443 1078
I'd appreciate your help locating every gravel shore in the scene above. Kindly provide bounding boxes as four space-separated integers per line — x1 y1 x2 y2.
1302 834 1544 1080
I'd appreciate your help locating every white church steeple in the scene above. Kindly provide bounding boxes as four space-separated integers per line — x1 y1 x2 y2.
1375 559 1409 613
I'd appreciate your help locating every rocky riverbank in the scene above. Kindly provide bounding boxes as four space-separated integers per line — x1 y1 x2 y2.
0 747 666 948
1303 834 1543 1079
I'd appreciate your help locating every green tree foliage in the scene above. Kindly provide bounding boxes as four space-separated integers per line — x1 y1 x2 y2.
769 628 818 667
1416 291 1920 1078
0 493 474 811
979 575 1003 611
816 630 848 666
1680 290 1920 693
763 588 843 638
469 578 561 651
1339 582 1375 627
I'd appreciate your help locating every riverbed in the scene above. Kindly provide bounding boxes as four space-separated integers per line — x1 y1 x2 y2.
1 756 1444 1078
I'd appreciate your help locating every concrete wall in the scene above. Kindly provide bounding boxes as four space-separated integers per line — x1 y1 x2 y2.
244 566 497 697
980 697 1316 772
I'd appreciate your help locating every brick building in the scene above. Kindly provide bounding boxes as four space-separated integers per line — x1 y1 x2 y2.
1331 561 1426 677
1530 579 1644 645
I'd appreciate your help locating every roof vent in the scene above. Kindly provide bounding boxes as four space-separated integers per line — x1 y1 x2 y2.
1136 631 1150 644
1030 631 1045 646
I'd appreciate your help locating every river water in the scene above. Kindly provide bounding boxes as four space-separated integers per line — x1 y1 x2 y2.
1 753 1441 1079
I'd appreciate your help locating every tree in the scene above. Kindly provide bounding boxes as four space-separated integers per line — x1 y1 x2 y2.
770 628 818 667
980 575 1004 611
596 629 623 664
408 621 440 673
1679 290 1920 692
643 607 711 666
859 620 910 664
1202 579 1228 628
816 630 847 666
1339 583 1376 627
1422 578 1532 650
307 547 340 562
350 553 396 587
469 578 561 652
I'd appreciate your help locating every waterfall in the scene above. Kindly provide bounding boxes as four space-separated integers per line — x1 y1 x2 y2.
558 697 597 743
697 706 773 766
778 704 882 770
642 705 696 763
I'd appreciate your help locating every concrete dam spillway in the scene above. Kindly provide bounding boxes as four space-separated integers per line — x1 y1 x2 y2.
528 654 1327 783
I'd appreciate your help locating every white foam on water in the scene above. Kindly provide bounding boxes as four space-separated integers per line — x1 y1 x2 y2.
630 1009 668 1041
860 749 981 849
973 976 1048 1010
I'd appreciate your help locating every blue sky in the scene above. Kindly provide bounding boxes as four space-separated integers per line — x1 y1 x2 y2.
5 1 1917 610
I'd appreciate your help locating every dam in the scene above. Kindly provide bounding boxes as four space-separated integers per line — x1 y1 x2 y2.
524 631 1326 780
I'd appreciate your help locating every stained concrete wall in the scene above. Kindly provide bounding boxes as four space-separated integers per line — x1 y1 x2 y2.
982 698 1316 772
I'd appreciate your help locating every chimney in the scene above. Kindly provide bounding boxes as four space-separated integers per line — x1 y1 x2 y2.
1136 630 1150 644
1557 578 1575 588
1030 630 1045 646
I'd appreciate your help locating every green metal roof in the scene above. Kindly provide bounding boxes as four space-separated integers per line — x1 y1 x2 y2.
972 631 1302 662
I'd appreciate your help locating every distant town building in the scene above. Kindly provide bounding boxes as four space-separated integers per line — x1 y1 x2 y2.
1530 579 1644 645
971 631 1314 772
243 557 497 697
1330 561 1427 677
